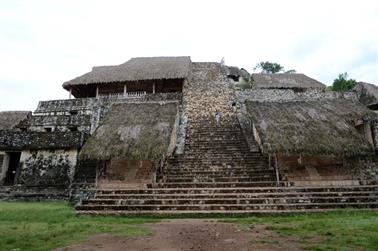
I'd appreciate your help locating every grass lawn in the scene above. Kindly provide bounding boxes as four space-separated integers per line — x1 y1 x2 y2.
0 202 377 251
223 210 378 251
0 201 159 251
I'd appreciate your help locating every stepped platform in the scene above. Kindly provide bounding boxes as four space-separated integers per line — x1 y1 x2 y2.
74 62 378 216
75 185 378 215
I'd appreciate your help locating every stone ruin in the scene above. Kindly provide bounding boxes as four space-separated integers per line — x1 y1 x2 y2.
0 56 377 214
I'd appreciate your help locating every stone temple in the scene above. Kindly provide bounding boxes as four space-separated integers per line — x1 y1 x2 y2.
0 56 377 214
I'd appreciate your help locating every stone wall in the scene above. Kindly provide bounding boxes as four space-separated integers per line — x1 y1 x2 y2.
0 131 86 151
35 93 182 114
17 149 78 187
236 103 261 152
346 156 378 184
0 151 9 184
371 121 378 152
0 186 69 201
235 89 357 103
21 114 91 133
277 154 378 186
31 93 182 134
183 63 235 122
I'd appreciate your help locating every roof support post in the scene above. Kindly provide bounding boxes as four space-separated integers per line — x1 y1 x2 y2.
124 84 127 97
153 82 155 94
69 88 72 99
96 85 99 98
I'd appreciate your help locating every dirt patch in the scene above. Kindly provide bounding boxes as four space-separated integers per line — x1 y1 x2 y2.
56 219 304 251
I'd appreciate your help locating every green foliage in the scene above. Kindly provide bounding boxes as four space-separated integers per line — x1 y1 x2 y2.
254 61 284 73
223 210 378 251
331 72 357 92
0 202 158 251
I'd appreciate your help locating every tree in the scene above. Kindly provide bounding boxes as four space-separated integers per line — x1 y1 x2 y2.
331 72 356 92
254 61 284 73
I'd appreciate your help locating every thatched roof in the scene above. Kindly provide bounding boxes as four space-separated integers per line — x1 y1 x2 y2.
0 131 86 150
0 111 30 130
63 56 191 89
226 66 250 78
251 73 325 90
353 82 378 107
80 102 178 160
246 99 376 156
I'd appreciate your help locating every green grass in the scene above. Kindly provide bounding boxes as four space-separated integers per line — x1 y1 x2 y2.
1 202 377 251
0 201 159 251
223 210 378 251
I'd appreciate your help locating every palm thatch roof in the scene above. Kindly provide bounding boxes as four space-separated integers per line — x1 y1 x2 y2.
246 99 376 156
63 56 191 89
80 102 178 160
0 111 30 130
251 73 325 90
353 82 378 108
226 66 250 78
0 131 86 150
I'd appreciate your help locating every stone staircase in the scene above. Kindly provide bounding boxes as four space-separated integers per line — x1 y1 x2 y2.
76 118 378 215
76 185 378 215
75 62 378 215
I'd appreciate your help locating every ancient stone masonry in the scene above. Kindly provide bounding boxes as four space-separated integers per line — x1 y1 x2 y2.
1 56 378 213
346 156 378 184
235 89 358 104
18 114 91 132
18 149 77 187
183 62 235 122
0 131 86 150
34 93 182 133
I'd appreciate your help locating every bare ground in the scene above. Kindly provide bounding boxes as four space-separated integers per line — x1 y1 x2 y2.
56 219 305 251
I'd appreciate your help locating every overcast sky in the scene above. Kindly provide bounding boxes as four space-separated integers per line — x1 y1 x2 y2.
1 0 377 111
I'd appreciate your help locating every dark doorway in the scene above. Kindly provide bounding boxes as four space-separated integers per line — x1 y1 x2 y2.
4 152 21 185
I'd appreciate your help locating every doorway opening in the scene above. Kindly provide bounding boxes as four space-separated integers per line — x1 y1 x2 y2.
4 152 21 185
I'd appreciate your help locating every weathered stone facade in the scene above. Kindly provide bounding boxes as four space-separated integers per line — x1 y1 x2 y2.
17 149 77 187
1 57 378 207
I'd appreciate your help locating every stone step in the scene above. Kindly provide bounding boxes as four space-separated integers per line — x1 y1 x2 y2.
156 182 283 188
163 176 276 183
168 161 271 165
168 163 267 167
94 185 378 195
183 148 252 152
180 153 260 157
169 158 268 162
171 152 263 157
76 202 378 211
83 196 378 206
76 208 378 216
164 170 275 176
168 161 268 165
186 138 248 142
94 191 378 199
167 165 269 169
174 153 265 157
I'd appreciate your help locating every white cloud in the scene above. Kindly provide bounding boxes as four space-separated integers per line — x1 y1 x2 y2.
0 0 377 110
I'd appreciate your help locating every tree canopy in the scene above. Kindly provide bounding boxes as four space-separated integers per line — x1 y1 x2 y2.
254 61 284 73
331 72 356 92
